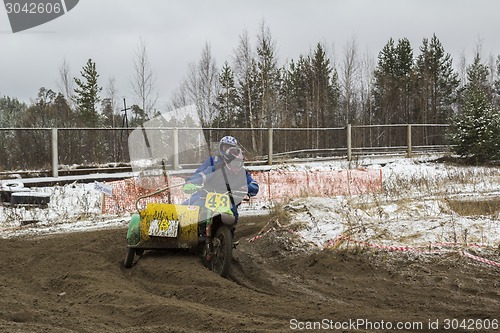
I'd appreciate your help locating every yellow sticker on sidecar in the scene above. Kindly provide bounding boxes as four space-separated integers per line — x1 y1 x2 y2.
148 219 179 237
139 203 199 242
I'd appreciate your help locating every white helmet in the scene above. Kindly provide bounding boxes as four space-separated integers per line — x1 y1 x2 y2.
219 136 238 156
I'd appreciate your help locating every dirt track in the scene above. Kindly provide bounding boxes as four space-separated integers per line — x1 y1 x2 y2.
0 214 499 333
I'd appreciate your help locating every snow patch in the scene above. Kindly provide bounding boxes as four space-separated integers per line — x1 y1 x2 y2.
1 156 499 249
285 158 500 249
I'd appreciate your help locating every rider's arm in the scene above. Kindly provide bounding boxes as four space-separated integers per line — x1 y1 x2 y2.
186 156 217 185
186 169 207 185
245 171 259 197
194 156 218 174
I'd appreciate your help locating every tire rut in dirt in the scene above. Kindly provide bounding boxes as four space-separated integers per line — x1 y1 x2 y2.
0 214 499 333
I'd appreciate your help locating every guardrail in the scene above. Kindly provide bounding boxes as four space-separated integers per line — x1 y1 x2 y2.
0 124 451 177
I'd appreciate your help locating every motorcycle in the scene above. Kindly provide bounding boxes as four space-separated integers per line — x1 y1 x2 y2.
123 183 244 278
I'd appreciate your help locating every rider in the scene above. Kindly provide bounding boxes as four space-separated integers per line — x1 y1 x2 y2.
192 135 240 178
182 136 259 235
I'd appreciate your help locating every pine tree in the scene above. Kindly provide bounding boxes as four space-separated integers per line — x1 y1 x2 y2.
73 58 103 164
23 87 56 127
395 38 414 123
373 38 398 125
53 93 74 127
74 58 102 127
449 54 500 161
449 88 500 161
465 53 491 98
0 95 26 127
101 98 115 127
256 23 280 129
415 34 459 124
0 96 27 170
373 38 415 125
289 55 310 128
310 43 339 146
214 61 239 127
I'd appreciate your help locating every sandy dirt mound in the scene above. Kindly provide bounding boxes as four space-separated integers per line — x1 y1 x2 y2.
0 215 498 333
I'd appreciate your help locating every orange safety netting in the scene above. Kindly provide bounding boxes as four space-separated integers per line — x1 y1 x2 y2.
102 168 382 214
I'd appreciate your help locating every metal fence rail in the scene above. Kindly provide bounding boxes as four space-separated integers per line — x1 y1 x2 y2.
0 124 451 177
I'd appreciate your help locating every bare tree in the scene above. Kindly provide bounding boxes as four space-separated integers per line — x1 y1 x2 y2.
487 54 496 88
360 49 375 125
131 37 159 121
234 29 257 151
457 50 468 90
57 58 75 109
106 77 118 127
168 81 190 111
103 77 119 159
186 42 219 127
340 38 360 125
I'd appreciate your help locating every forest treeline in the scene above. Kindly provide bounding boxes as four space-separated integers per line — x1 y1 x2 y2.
1 24 499 167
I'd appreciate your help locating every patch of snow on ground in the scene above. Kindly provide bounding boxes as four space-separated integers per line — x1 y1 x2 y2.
0 183 113 238
1 155 499 249
286 157 500 249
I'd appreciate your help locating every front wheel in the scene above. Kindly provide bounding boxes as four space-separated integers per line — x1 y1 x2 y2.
211 226 233 277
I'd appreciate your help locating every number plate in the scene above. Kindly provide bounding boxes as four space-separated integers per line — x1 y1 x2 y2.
148 219 179 237
205 192 231 211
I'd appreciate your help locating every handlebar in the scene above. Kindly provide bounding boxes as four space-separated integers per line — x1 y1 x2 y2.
134 182 185 212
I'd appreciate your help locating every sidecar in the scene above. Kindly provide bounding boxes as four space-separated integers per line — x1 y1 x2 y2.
123 202 200 268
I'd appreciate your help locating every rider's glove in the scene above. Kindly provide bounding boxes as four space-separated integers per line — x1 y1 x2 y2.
183 183 199 194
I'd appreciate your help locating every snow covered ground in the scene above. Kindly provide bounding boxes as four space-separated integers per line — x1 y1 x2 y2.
1 155 499 253
0 182 123 237
284 156 500 251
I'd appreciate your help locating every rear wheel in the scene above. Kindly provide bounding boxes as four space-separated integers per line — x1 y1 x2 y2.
211 226 233 277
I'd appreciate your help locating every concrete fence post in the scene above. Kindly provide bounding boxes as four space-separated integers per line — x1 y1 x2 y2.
51 128 58 178
173 127 179 170
407 124 412 158
346 124 352 162
268 127 273 165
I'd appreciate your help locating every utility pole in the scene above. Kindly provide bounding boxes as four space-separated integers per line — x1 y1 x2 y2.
120 98 132 160
121 98 130 129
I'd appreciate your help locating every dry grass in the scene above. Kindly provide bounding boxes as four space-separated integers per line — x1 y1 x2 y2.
447 198 500 216
268 200 292 225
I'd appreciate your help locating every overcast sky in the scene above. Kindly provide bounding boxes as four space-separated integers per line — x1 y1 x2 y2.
1 0 499 109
